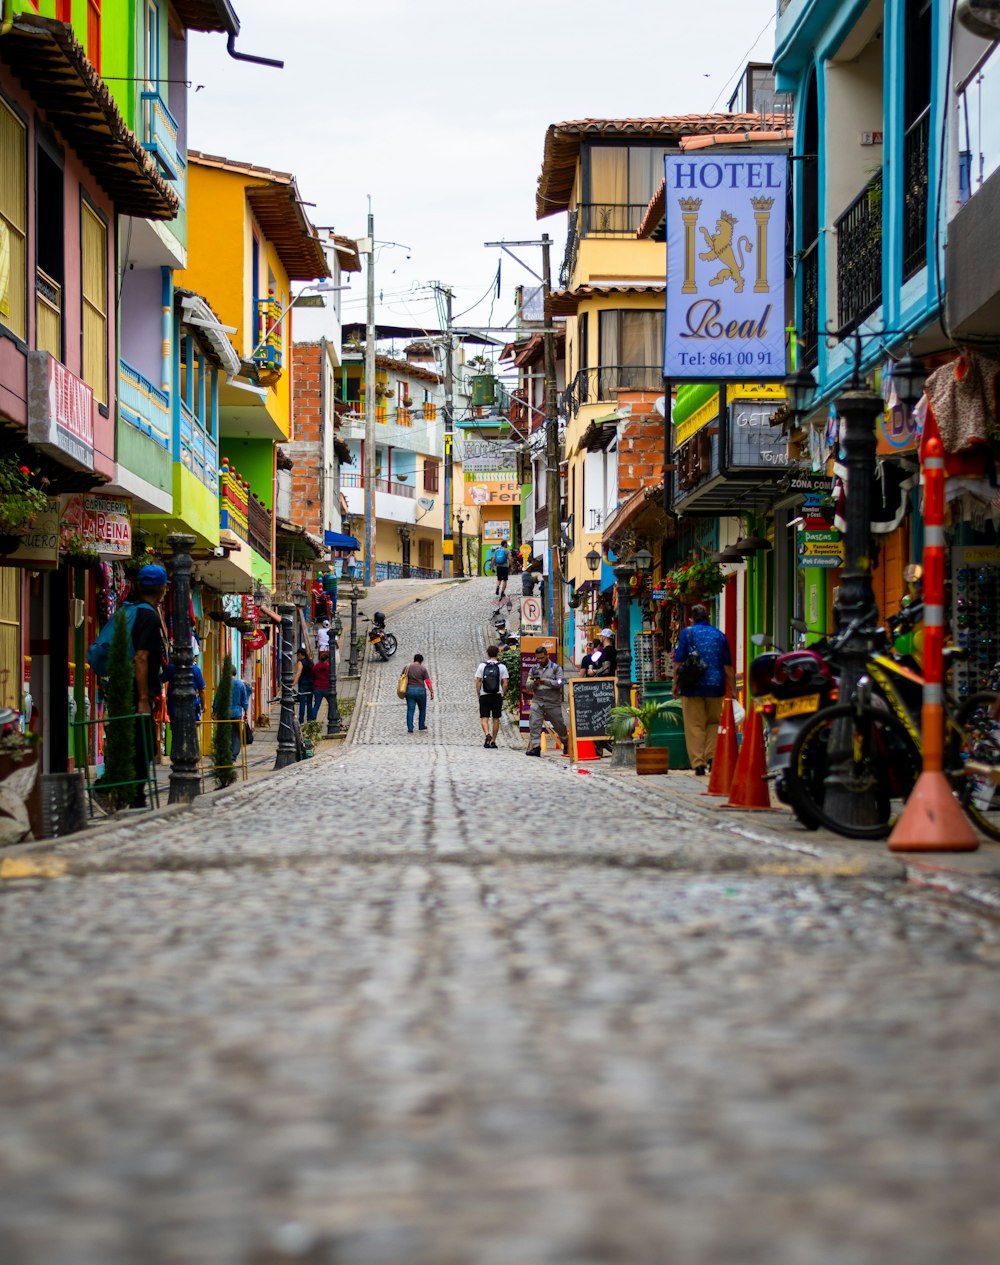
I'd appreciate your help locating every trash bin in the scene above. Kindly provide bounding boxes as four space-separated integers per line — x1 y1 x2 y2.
643 680 690 770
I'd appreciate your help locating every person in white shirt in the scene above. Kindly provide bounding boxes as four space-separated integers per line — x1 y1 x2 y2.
475 645 510 748
316 620 331 654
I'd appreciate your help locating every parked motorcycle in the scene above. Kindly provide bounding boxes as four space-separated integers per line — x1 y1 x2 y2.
749 620 839 823
366 611 397 662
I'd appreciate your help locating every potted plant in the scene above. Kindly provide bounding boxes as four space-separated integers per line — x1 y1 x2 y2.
610 698 680 775
401 394 413 408
301 718 323 755
663 558 726 605
0 456 48 555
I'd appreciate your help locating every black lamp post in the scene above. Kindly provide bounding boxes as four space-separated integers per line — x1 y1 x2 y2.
274 603 297 769
610 548 651 770
347 582 361 677
585 547 601 574
455 510 468 577
167 533 201 804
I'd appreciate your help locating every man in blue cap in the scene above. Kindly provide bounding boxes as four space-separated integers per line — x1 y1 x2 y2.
132 563 169 806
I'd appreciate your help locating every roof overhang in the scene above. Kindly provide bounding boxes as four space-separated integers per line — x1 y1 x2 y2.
170 0 240 33
276 518 325 561
602 482 673 548
546 283 665 319
0 14 179 220
328 233 362 273
535 114 787 219
175 289 242 376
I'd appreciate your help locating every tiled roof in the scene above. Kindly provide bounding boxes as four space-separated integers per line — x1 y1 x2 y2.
535 115 787 218
328 233 362 274
188 151 329 280
375 354 443 385
0 14 178 220
170 0 239 33
546 283 665 318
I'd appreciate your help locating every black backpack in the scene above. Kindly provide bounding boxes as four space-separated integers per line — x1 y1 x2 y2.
675 628 707 692
481 661 502 694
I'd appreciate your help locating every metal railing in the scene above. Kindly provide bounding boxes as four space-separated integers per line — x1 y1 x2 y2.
559 208 579 288
903 107 929 281
835 169 882 332
579 203 650 236
179 399 218 493
119 359 170 449
375 562 442 580
248 496 272 561
340 473 415 498
799 238 820 368
561 364 663 418
254 297 283 370
141 90 181 181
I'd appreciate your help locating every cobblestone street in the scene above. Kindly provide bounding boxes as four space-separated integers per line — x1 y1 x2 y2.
2 578 1000 1265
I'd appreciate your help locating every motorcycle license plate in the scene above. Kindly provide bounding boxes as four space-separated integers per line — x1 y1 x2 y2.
775 693 820 719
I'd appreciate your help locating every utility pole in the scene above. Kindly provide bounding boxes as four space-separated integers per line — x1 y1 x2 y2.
364 201 377 587
441 286 455 578
541 232 563 653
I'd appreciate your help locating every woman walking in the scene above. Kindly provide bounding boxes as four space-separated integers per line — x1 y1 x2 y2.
404 653 434 733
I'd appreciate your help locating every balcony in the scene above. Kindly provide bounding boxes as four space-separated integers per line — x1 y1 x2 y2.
947 162 1000 337
253 297 283 371
903 107 929 281
219 461 249 544
342 472 415 499
340 411 440 456
579 203 650 236
799 239 819 368
342 471 417 525
180 399 218 494
560 208 579 288
36 268 61 360
248 495 272 562
141 91 181 181
119 360 170 449
561 365 663 419
835 169 882 333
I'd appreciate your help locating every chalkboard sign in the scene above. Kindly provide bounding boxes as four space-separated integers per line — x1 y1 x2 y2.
568 677 616 742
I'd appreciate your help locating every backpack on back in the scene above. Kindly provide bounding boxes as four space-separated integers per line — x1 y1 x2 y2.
86 602 144 681
494 547 509 567
481 661 502 694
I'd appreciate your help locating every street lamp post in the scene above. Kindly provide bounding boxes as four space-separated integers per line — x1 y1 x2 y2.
455 510 468 577
347 582 361 677
611 563 636 769
586 546 601 628
274 603 297 769
167 533 201 804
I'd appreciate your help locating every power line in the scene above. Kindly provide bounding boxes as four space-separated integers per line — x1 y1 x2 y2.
707 10 777 113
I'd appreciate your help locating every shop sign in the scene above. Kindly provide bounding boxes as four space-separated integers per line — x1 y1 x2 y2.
650 587 668 602
464 475 519 506
482 519 509 540
60 493 132 557
27 352 94 472
877 401 918 456
0 497 60 569
799 554 842 569
675 392 718 445
728 398 789 469
664 153 787 379
801 530 840 544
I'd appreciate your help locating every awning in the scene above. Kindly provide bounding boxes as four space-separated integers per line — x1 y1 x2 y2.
324 531 360 550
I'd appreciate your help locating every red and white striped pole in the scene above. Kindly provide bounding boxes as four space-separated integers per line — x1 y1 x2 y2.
889 434 978 850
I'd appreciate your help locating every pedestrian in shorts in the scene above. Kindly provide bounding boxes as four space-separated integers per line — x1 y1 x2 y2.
491 539 512 599
475 644 509 748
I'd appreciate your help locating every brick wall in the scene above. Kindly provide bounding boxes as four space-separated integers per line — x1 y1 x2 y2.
287 342 324 536
614 390 664 495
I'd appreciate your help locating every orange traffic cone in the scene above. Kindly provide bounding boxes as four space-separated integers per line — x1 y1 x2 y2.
705 696 739 797
575 739 600 761
725 699 772 811
888 770 979 852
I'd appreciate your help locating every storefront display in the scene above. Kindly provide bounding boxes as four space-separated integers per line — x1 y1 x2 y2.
953 548 1000 697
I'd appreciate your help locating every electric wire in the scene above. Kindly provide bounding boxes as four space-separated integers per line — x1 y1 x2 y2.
707 10 777 113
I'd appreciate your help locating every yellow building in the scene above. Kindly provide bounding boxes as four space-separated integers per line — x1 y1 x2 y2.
175 152 330 591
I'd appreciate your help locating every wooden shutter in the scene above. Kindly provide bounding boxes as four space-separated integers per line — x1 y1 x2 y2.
0 99 27 341
81 200 108 403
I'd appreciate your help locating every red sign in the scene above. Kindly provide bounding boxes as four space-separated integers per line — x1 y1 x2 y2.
244 630 268 650
27 352 94 471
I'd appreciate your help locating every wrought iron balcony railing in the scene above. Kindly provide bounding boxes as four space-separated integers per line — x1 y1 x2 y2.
561 364 663 419
247 495 272 562
903 107 930 281
835 169 882 333
799 238 820 368
579 203 651 236
559 209 579 289
141 91 181 181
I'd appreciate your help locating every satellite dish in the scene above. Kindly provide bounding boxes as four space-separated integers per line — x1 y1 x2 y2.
417 496 435 510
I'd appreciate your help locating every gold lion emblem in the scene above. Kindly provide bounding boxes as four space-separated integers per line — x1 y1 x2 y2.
699 211 753 294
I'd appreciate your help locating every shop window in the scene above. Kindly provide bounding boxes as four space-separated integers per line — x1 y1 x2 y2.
87 0 101 72
584 144 669 233
81 199 108 403
0 98 27 342
423 458 439 493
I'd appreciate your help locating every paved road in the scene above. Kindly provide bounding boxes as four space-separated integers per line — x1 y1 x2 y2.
2 578 1000 1265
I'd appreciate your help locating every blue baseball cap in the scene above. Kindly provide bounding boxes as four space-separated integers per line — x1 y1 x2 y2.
137 563 169 589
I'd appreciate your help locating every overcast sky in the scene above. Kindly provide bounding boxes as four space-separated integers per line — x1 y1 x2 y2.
188 0 777 340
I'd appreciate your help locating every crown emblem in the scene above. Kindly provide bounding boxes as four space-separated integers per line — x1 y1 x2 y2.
719 210 738 226
751 196 775 212
678 197 703 213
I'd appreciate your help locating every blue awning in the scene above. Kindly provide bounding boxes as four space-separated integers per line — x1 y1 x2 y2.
324 531 360 550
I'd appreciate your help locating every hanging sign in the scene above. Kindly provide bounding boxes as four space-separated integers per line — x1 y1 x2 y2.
27 352 95 472
60 493 133 557
521 595 543 632
0 497 60 569
664 154 787 380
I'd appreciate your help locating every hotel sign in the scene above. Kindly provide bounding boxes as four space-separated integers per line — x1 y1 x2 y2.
665 154 787 380
27 352 94 472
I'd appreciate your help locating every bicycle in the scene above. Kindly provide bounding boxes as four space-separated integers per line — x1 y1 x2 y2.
784 633 1000 840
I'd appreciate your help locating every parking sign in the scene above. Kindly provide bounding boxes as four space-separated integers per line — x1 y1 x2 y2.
521 595 542 632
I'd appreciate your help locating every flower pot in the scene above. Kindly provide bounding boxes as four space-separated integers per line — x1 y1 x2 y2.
678 586 705 605
0 532 22 555
635 745 670 775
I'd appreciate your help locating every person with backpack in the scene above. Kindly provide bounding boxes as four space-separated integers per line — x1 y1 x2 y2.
672 603 735 776
491 539 512 599
475 644 509 748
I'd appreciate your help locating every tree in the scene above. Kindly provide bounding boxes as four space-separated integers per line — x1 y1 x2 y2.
212 655 237 788
101 609 136 809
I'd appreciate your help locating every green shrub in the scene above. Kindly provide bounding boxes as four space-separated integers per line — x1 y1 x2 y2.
211 656 237 787
101 608 137 809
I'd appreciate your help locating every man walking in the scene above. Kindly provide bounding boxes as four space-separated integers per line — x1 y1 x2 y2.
131 563 169 806
672 603 735 776
491 539 512 599
475 644 509 748
525 643 568 757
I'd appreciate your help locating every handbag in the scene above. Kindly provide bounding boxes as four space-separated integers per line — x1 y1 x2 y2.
396 668 408 699
243 720 254 745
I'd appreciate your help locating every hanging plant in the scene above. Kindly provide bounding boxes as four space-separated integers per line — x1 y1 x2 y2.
60 528 100 562
663 558 726 602
0 455 48 549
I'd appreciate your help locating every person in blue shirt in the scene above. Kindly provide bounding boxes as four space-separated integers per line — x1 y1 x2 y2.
672 604 735 776
214 664 251 761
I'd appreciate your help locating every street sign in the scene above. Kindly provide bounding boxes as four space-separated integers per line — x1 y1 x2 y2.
801 530 841 544
799 540 844 558
521 595 542 632
798 554 842 568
